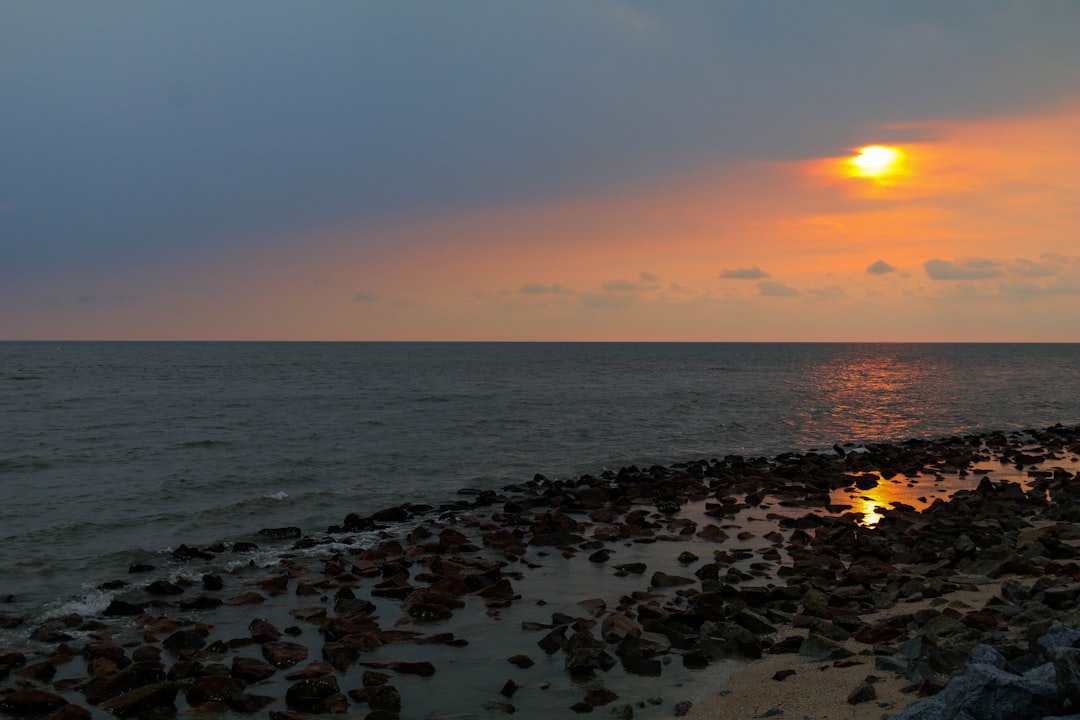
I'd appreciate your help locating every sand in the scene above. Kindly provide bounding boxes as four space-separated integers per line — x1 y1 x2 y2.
685 584 1008 720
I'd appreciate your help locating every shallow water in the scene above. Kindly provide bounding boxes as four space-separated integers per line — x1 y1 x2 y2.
2 341 1077 617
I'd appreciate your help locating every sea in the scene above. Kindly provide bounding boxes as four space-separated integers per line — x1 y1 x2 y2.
2 341 1078 621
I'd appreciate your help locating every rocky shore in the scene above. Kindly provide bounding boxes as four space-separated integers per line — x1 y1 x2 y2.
1 424 1079 720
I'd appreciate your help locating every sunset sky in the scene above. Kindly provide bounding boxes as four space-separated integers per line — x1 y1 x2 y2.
2 2 1078 341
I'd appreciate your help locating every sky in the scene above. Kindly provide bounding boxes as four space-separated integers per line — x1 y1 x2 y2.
2 1 1078 341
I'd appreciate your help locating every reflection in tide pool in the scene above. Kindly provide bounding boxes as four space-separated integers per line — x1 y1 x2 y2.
830 471 950 526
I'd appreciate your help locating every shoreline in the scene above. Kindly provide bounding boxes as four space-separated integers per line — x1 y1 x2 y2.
1 424 1079 719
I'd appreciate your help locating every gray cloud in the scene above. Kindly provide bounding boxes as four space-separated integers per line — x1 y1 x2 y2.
1012 259 1060 277
520 283 573 295
5 4 1079 279
353 292 380 302
924 258 1005 280
720 266 771 280
867 260 896 275
601 273 659 292
758 280 800 297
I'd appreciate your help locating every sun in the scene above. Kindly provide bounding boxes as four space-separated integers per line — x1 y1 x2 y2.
847 145 903 179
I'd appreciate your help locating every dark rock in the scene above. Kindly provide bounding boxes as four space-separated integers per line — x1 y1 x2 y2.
799 633 854 663
202 574 224 591
145 580 184 596
583 686 618 706
172 544 214 561
0 689 69 716
179 594 223 610
773 669 796 682
258 527 302 540
507 655 535 669
162 628 207 652
186 676 246 705
847 682 876 705
361 661 436 677
261 641 308 669
285 677 343 713
500 679 519 697
102 600 144 617
84 665 166 704
231 657 277 683
649 571 695 589
100 682 180 717
248 618 282 644
128 563 155 574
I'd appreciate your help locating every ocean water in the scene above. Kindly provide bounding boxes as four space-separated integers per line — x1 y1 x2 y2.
2 341 1078 618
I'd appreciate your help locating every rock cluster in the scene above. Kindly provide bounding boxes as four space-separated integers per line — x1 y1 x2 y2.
0 424 1077 719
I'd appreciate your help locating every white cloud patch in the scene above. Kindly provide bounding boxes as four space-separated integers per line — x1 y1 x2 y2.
867 260 896 275
720 266 770 280
758 280 800 297
924 258 1005 280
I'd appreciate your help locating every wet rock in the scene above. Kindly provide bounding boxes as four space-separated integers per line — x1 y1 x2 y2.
649 571 695 589
258 527 302 540
84 666 167 704
583 686 618 706
249 618 282 644
507 655 534 669
186 676 246 705
102 600 145 617
226 592 266 605
100 682 181 717
162 628 208 652
285 662 336 680
145 580 184 595
202 574 224 591
360 661 436 677
262 641 309 669
40 704 91 720
173 544 214 561
232 656 277 683
285 677 344 714
500 679 519 697
350 684 401 713
179 594 223 610
0 689 69 716
484 700 517 714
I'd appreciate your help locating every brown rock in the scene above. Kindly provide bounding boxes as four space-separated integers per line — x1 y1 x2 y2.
285 677 342 713
284 662 335 680
0 689 68 716
100 682 180 717
232 656 277 682
249 618 282 644
262 641 309 669
186 676 246 704
226 592 266 605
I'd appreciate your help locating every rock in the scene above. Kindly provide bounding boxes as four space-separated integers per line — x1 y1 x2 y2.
232 656 277 682
0 689 69 716
186 676 246 705
361 661 436 677
1053 647 1080 709
180 593 223 610
484 700 517 714
102 600 144 617
84 665 167 704
649 571 695 589
891 661 1059 720
262 641 309 669
285 662 336 680
41 704 91 720
350 685 402 712
798 633 854 663
285 677 343 713
100 682 181 717
507 655 535 669
258 527 302 540
601 614 642 643
846 682 876 705
773 669 796 682
583 686 618 706
162 628 208 651
172 544 214 561
249 618 282 644
673 701 692 717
